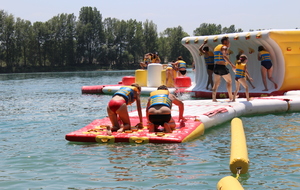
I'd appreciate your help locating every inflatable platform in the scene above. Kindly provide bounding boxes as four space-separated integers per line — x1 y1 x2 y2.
66 91 300 143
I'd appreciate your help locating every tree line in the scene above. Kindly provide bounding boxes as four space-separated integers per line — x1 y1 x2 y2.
0 7 243 73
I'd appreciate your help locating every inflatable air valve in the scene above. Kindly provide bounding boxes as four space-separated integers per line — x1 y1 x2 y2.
217 176 244 190
230 118 249 175
122 76 135 86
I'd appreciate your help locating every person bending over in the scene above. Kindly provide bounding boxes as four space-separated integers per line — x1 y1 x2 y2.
146 85 184 133
175 56 187 76
107 83 143 135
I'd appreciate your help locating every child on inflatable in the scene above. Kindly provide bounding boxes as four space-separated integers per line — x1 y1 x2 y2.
107 83 143 135
232 54 253 101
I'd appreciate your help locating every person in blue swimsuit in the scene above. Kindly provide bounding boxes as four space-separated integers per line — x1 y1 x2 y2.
199 40 214 90
257 46 278 91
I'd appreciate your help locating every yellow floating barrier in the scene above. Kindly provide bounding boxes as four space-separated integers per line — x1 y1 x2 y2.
217 176 244 190
230 118 249 175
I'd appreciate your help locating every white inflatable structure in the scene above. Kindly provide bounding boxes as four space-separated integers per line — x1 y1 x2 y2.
182 30 300 98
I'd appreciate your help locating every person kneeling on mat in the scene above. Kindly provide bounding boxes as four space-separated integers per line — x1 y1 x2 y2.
146 85 185 133
107 83 143 135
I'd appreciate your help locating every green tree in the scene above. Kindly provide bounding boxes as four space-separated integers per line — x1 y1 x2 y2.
76 7 104 65
159 26 191 64
143 20 158 54
193 23 222 36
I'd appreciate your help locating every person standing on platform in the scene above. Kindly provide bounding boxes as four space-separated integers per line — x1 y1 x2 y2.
147 85 184 133
212 36 236 102
236 52 255 89
199 40 214 90
166 61 176 87
232 54 253 101
257 46 278 91
107 83 143 135
175 56 187 76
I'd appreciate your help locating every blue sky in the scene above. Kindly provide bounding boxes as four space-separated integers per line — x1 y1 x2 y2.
1 0 300 35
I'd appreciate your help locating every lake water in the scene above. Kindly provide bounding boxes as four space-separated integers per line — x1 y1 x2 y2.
0 70 299 190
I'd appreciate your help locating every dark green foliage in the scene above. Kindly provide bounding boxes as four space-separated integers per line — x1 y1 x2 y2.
0 8 243 73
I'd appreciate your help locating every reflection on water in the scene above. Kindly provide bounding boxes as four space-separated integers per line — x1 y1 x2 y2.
0 71 299 189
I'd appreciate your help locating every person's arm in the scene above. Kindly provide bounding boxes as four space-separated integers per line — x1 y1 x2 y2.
257 53 261 61
135 92 143 127
245 66 253 81
222 46 235 69
199 41 207 54
170 94 184 121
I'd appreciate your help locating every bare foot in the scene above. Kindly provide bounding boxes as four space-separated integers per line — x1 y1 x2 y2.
106 126 112 136
252 85 256 89
212 99 218 102
148 123 154 132
164 123 172 133
274 83 278 89
262 89 268 91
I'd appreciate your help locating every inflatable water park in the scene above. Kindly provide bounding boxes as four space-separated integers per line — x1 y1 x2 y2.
66 29 300 189
67 29 300 144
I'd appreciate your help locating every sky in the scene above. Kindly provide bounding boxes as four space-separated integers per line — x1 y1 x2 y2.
1 0 300 35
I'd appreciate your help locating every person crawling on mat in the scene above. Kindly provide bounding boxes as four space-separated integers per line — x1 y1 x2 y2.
146 85 185 133
107 83 143 135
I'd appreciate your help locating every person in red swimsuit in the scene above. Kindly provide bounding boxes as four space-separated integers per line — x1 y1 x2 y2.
107 83 143 135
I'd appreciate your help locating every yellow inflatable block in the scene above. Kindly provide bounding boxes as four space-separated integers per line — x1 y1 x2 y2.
230 118 249 174
217 176 244 190
135 69 147 87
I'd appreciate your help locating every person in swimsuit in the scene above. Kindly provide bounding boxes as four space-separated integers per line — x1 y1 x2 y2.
236 52 255 89
232 54 253 101
146 85 184 133
166 61 176 87
199 40 214 90
212 36 236 102
257 46 278 91
175 56 187 76
140 53 152 69
107 83 143 135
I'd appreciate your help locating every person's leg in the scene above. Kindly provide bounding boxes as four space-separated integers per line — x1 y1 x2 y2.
222 73 233 101
239 78 250 101
267 67 278 89
208 69 214 90
163 117 176 133
107 106 120 135
233 80 240 102
116 104 131 133
212 74 221 102
261 66 268 91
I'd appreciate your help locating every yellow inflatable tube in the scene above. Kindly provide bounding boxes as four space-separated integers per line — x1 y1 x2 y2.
230 118 249 174
217 176 244 190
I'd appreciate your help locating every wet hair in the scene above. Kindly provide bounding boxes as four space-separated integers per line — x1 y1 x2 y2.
177 56 183 60
131 83 141 92
221 36 229 44
157 85 168 90
203 47 209 52
258 46 265 52
236 53 241 60
237 54 248 64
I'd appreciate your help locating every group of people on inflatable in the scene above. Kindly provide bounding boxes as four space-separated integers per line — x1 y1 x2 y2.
140 52 188 88
106 84 184 135
199 36 277 102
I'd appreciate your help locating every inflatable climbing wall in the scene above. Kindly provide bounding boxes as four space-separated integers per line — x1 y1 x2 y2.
182 30 300 98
